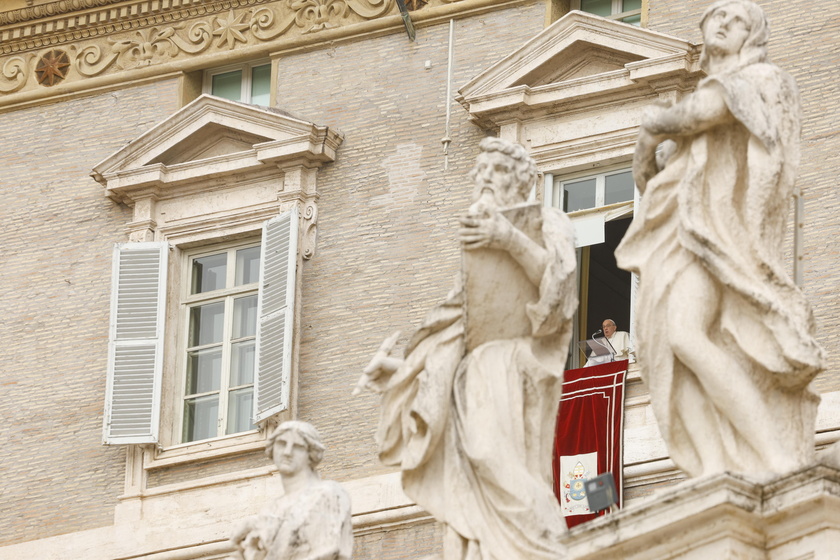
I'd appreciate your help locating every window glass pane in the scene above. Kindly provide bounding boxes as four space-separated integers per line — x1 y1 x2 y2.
580 0 613 17
230 340 256 387
191 253 227 294
189 302 225 346
186 348 222 394
233 295 258 339
620 13 642 25
604 171 635 205
227 388 255 434
622 0 641 10
563 178 597 212
211 70 243 101
250 64 271 106
183 395 219 442
235 246 261 286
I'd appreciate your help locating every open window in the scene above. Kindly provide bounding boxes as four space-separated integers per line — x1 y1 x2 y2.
545 167 635 368
458 10 702 368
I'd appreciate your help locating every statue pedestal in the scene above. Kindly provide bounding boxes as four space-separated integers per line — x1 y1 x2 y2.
566 465 840 559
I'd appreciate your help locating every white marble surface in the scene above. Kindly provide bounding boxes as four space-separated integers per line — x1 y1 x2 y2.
229 422 352 560
359 138 577 559
616 0 824 481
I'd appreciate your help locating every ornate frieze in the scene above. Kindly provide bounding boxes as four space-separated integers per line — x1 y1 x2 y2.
0 0 468 100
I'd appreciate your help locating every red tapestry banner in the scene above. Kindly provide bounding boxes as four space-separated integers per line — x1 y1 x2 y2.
553 360 627 529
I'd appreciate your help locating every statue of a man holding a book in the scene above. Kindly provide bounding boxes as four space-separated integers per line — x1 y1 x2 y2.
357 137 577 560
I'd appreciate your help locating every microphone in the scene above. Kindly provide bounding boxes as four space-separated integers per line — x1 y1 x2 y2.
592 329 603 338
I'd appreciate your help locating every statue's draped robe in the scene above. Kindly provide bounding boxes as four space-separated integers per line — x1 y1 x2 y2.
616 63 824 477
373 208 577 560
254 479 352 560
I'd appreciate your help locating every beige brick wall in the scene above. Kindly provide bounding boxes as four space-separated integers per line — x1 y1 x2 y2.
281 2 548 482
0 1 548 549
2 0 838 554
0 79 181 545
647 0 840 392
355 520 442 559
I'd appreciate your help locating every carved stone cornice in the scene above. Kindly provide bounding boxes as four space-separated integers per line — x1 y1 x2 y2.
0 0 487 103
0 0 125 27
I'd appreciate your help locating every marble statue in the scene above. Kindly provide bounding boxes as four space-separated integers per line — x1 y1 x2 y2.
616 0 825 480
230 421 353 560
356 137 577 559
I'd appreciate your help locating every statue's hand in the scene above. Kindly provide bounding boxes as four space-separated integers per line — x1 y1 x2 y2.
352 331 402 395
633 129 667 192
459 210 514 251
231 518 258 550
240 531 267 560
640 99 673 129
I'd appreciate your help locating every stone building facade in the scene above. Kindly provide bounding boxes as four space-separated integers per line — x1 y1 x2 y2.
0 0 837 558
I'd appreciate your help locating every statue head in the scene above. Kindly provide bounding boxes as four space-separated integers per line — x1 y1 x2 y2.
699 0 769 72
469 137 538 209
265 421 326 474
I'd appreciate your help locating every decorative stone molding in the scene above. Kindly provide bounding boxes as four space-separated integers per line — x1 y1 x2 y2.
0 0 478 102
565 466 840 559
457 10 703 172
91 94 342 254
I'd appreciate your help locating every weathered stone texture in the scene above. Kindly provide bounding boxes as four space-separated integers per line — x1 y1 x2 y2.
146 450 269 489
0 78 181 545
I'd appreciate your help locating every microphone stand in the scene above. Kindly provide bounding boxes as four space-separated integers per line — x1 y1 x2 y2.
591 330 616 362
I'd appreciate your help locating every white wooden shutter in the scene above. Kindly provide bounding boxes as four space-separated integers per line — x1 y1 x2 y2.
254 207 299 422
103 242 168 444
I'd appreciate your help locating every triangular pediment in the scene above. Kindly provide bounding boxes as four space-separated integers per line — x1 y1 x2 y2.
147 123 274 166
510 40 646 87
94 95 328 175
458 10 701 125
91 95 343 203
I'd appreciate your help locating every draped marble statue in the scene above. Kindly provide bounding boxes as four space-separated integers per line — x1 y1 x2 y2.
230 421 353 560
356 138 577 559
616 0 825 480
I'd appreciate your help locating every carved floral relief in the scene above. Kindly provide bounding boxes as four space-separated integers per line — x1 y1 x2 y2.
0 0 465 96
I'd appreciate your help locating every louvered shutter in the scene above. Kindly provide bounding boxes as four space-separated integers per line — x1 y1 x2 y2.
103 243 168 444
254 207 299 422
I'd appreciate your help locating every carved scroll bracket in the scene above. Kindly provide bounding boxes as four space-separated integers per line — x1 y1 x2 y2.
301 198 319 260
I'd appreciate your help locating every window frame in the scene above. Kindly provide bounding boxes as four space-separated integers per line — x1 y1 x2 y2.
548 164 636 216
177 238 263 444
573 0 643 24
203 59 272 105
544 164 638 370
93 96 340 482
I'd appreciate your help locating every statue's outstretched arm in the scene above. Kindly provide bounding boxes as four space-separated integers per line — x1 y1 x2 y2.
352 331 403 395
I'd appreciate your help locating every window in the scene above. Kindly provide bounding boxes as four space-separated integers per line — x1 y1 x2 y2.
181 241 261 443
96 97 341 449
103 210 300 446
205 61 271 106
551 168 635 214
575 0 642 25
544 168 636 369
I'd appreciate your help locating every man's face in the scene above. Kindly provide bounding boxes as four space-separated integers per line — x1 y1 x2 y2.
471 151 525 208
703 3 751 56
273 430 310 476
602 321 616 338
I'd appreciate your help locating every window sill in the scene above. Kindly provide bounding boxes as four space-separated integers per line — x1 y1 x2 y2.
145 429 266 470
